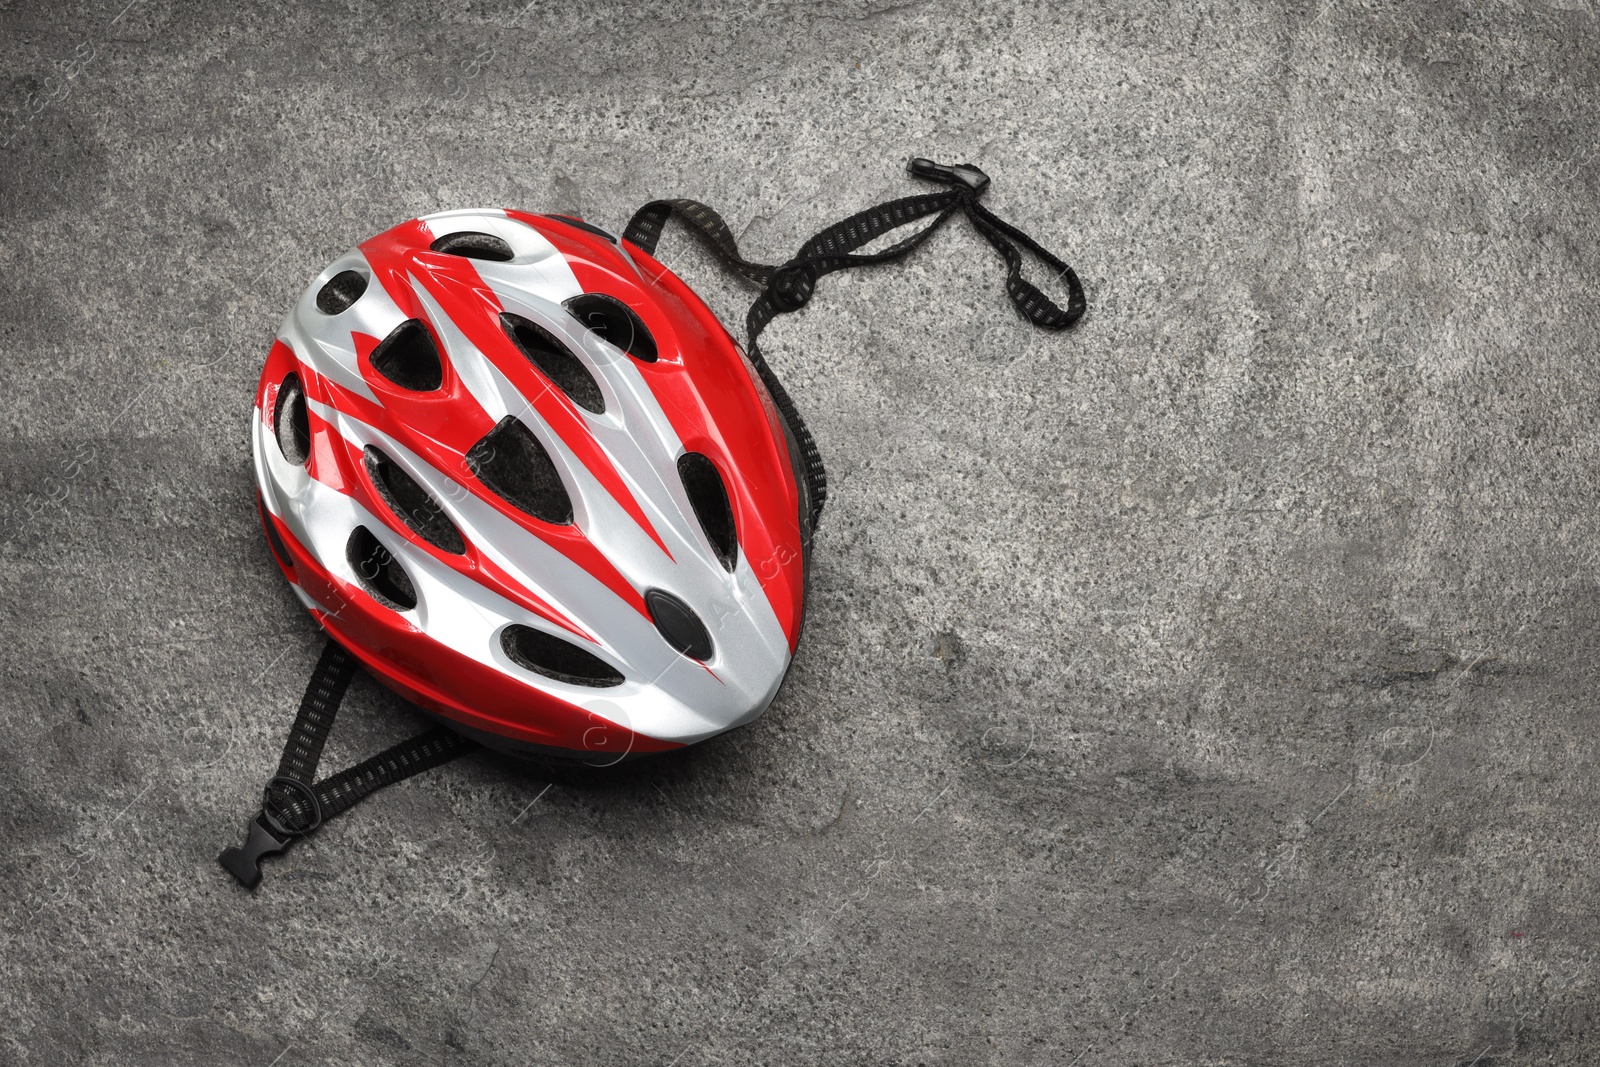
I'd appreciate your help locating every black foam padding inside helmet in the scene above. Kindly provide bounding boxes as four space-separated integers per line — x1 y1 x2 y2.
273 373 311 466
316 270 369 315
501 313 605 414
466 416 574 526
346 525 418 610
364 447 467 555
369 319 444 392
677 452 737 571
429 231 515 261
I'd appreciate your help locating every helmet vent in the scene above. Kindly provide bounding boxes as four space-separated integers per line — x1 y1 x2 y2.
315 270 369 315
364 446 466 555
646 589 714 661
429 231 515 262
563 293 658 363
501 624 624 688
500 312 605 414
273 373 311 466
466 416 573 525
677 452 737 571
264 517 292 571
346 525 418 611
369 319 444 392
548 214 618 243
257 493 294 573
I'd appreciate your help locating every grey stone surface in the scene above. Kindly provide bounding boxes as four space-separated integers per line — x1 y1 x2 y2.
2 0 1599 1064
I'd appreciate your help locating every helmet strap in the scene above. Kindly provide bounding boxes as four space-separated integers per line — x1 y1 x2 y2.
218 639 474 889
622 157 1086 531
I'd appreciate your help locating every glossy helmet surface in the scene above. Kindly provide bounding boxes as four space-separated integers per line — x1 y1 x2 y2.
252 209 812 761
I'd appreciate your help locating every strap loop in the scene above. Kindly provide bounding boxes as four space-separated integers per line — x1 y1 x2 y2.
622 157 1085 532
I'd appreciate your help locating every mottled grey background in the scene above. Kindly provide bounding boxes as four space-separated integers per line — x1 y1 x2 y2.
2 1 1598 1064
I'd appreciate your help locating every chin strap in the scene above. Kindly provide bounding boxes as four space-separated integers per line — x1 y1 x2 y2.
623 157 1086 531
218 640 475 890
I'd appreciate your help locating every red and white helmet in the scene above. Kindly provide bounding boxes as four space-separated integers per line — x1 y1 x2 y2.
253 209 813 762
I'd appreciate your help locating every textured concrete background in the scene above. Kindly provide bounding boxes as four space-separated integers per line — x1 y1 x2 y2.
3 1 1599 1064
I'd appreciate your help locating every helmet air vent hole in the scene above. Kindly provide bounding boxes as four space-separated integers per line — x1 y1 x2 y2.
315 270 369 315
466 416 574 525
500 312 605 414
428 231 515 262
369 319 444 392
257 493 295 574
677 452 737 571
563 293 658 363
273 373 311 466
646 589 714 661
364 447 467 555
500 624 624 688
547 214 619 242
346 525 418 611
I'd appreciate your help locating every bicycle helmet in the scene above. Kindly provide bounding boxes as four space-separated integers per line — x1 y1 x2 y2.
223 159 1084 889
254 208 814 761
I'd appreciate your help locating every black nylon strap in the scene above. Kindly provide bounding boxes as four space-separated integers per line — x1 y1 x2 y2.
622 198 777 286
309 728 473 820
622 158 1084 530
273 639 355 791
964 199 1086 330
218 640 475 889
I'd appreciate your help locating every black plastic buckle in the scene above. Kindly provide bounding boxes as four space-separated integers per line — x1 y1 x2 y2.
907 157 991 194
218 814 292 889
217 776 322 889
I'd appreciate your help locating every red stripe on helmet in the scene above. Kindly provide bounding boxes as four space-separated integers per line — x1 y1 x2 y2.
258 339 297 429
302 364 391 432
260 507 677 753
304 400 354 496
518 212 808 650
271 223 653 620
329 432 596 643
304 378 650 623
359 218 674 560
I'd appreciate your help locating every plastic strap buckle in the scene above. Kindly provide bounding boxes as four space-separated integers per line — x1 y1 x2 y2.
217 776 322 890
907 157 991 194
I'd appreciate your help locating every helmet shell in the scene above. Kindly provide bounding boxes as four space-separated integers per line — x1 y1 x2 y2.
253 209 811 761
